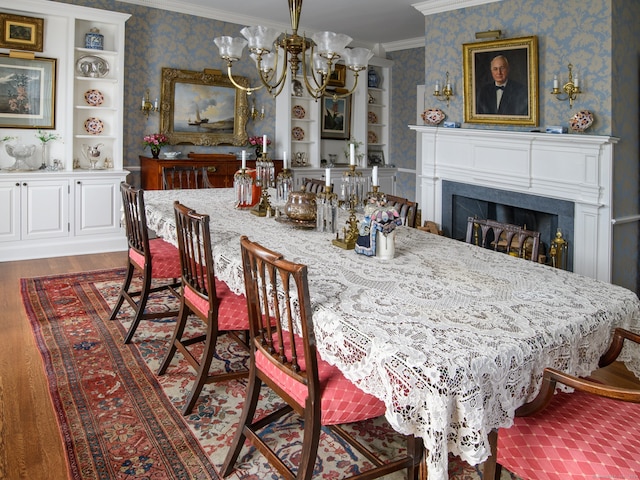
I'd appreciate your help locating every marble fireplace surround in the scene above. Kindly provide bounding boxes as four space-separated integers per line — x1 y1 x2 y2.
410 126 617 282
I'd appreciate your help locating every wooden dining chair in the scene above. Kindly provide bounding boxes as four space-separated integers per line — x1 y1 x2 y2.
385 194 418 228
109 182 182 344
162 165 214 189
221 235 423 480
484 328 640 480
157 201 249 415
302 177 329 194
465 216 540 261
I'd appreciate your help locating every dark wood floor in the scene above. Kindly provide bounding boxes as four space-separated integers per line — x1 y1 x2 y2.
0 252 638 479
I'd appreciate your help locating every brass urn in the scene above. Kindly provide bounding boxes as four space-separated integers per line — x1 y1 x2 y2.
284 190 317 222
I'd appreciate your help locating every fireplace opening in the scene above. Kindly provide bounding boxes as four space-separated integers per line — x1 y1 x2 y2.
442 181 575 271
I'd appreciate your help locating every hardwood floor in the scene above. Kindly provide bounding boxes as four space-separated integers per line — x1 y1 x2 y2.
0 252 638 479
0 252 126 480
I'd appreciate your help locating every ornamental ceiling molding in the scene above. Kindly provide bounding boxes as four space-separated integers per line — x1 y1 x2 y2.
412 0 503 16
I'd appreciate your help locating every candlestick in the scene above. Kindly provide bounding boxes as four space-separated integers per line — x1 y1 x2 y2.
553 75 558 89
241 150 246 170
325 168 331 186
350 143 355 166
372 166 378 187
262 134 267 153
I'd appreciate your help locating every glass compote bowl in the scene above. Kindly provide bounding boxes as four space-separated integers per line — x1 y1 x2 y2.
5 143 37 171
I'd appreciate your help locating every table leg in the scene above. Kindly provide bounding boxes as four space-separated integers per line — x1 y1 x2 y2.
481 429 498 480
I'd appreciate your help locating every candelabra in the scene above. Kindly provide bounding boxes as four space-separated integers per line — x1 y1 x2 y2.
340 164 366 211
316 185 338 233
551 63 581 108
141 88 159 119
275 167 293 204
250 96 264 121
251 151 275 217
332 194 360 250
234 167 254 209
433 72 454 106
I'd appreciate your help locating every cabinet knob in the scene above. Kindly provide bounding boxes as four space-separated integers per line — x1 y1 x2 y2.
22 182 27 186
77 181 82 184
207 166 217 172
15 182 20 186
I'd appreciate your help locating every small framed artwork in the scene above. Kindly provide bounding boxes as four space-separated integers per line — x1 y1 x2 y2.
0 54 56 129
463 36 538 126
321 93 351 140
0 14 44 52
160 67 249 145
367 149 385 167
328 64 346 87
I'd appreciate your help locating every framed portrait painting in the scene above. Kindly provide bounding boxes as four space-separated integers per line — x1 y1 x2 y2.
0 54 56 129
0 14 44 52
321 93 351 140
160 67 249 146
328 64 346 87
463 36 538 126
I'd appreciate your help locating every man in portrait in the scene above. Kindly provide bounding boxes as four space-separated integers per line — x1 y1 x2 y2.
324 99 344 131
476 54 528 116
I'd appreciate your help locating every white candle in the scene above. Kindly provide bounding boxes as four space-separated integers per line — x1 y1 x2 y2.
241 150 246 170
553 75 558 89
141 97 145 108
372 166 379 186
350 143 355 166
574 74 579 88
283 151 288 169
325 168 331 186
262 134 267 153
435 81 440 93
154 98 158 109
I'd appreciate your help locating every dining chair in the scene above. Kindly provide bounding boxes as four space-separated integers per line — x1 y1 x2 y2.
109 182 182 344
485 327 640 480
385 194 418 228
162 165 214 189
302 177 329 194
465 216 540 262
157 201 249 416
221 235 423 480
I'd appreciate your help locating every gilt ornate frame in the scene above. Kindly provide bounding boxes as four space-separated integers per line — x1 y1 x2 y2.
160 67 249 146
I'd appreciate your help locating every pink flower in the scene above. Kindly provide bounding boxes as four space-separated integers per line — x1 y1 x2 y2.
142 133 169 149
248 136 271 146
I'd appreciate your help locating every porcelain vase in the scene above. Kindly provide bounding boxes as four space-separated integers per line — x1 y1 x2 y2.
376 230 396 259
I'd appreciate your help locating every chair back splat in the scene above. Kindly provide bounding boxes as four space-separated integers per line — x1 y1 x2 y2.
221 235 422 480
303 177 330 194
109 182 181 344
384 194 418 228
162 165 213 189
157 201 249 415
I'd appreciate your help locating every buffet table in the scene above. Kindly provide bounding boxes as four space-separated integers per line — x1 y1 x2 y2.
143 188 640 480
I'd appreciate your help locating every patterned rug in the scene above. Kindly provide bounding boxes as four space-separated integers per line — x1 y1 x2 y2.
21 268 517 479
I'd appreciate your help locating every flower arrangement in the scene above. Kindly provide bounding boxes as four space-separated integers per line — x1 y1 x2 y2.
343 137 365 163
248 136 271 147
143 133 169 149
36 130 61 144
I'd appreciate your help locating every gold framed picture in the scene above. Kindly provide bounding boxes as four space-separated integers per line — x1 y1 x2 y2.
321 93 351 140
463 36 538 126
0 14 44 52
328 64 346 87
159 68 249 146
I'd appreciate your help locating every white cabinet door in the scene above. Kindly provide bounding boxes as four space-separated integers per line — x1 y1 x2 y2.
22 179 70 240
0 181 20 242
74 177 120 236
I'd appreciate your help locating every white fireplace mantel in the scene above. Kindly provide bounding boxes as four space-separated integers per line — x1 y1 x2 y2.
409 126 618 282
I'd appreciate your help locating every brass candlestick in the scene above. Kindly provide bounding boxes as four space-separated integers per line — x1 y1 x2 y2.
332 194 359 249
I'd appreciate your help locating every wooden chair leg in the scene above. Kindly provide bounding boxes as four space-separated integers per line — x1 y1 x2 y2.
297 406 322 480
109 263 134 320
157 302 189 375
181 321 220 415
123 270 153 344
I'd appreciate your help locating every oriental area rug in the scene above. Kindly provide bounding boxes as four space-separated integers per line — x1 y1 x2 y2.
21 269 518 479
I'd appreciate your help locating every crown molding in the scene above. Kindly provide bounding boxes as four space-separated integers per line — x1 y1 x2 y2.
383 37 425 52
412 0 502 16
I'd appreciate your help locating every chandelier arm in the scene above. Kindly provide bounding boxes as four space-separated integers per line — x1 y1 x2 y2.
257 48 289 97
326 73 360 99
224 63 264 93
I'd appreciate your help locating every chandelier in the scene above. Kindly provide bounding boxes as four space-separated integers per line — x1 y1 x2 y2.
213 0 373 100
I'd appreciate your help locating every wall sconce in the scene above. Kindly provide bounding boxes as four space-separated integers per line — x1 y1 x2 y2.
250 96 265 121
551 63 581 108
141 88 159 118
433 72 453 106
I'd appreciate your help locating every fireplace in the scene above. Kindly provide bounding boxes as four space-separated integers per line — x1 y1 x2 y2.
410 126 617 282
442 181 575 270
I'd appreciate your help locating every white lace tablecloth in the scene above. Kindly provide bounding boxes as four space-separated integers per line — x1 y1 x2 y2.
144 188 640 480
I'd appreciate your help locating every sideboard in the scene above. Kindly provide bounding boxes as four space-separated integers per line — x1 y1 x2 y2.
140 154 284 190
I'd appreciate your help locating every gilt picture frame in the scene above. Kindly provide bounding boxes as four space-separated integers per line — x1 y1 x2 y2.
463 36 538 126
0 13 44 52
321 93 351 140
0 54 56 129
160 67 249 146
328 64 346 87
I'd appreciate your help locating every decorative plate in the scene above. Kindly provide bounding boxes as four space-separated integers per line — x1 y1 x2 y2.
368 130 378 144
292 126 305 141
75 55 110 78
292 105 306 119
84 89 104 106
421 108 446 126
84 117 104 135
368 111 378 124
569 110 594 132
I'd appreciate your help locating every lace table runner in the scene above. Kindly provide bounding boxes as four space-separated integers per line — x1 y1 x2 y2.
144 188 640 480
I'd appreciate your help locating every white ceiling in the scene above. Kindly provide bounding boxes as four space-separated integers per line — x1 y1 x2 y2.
119 0 493 51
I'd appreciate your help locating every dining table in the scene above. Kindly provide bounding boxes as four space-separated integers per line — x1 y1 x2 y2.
143 187 640 480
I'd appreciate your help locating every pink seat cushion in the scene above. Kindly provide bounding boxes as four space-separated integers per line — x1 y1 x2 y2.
498 390 640 479
129 238 181 279
183 282 248 331
255 333 386 426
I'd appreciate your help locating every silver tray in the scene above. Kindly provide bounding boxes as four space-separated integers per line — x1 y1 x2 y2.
76 55 109 78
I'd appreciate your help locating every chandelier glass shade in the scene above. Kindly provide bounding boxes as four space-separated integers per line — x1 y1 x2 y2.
213 0 373 99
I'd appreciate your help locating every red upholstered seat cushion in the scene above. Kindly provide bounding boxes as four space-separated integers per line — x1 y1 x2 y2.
255 333 386 426
129 238 181 279
183 282 248 331
498 390 640 480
